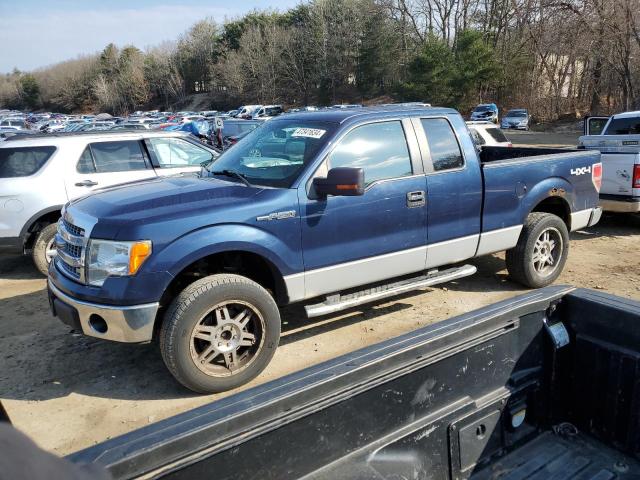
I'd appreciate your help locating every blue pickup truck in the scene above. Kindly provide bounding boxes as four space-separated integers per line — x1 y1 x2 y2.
48 106 602 393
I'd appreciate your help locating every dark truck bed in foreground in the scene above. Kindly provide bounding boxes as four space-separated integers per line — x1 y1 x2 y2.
71 286 640 479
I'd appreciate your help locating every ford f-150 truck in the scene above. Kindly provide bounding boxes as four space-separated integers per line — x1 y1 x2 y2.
67 286 640 479
580 111 640 212
47 106 603 394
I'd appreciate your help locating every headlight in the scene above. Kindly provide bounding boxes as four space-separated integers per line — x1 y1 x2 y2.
86 240 152 286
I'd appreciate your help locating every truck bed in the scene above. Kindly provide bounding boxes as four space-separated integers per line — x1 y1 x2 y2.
473 431 639 480
478 146 601 232
479 145 576 164
70 286 640 479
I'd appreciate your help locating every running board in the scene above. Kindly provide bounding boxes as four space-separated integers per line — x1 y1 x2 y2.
304 264 477 318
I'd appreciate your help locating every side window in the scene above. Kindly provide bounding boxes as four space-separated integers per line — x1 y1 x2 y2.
76 146 95 173
421 118 464 171
149 138 213 168
89 141 148 173
326 121 412 186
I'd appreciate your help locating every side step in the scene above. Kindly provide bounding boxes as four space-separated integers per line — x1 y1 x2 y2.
304 264 477 318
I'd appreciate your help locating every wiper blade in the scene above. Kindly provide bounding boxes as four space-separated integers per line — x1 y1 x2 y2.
211 169 252 187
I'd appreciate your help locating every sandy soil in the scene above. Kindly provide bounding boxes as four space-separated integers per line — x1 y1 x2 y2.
1 212 639 456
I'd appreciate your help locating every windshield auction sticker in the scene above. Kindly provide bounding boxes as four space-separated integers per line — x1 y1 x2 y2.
291 128 326 139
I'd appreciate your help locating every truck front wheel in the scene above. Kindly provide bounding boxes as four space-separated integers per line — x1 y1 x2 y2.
160 274 281 394
505 212 569 288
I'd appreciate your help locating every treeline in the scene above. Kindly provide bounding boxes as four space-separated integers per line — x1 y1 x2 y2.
1 0 639 120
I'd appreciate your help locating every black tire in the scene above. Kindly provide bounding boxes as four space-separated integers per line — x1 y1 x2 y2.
505 212 569 288
32 223 58 276
160 274 281 394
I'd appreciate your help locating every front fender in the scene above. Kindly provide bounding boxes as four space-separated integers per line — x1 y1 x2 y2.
146 223 303 279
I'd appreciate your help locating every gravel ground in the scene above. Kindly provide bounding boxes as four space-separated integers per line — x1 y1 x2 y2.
1 212 639 455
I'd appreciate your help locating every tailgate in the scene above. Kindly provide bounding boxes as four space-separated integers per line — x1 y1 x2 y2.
599 152 640 196
579 134 640 197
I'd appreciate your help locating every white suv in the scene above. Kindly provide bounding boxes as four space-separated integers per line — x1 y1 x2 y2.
0 130 217 274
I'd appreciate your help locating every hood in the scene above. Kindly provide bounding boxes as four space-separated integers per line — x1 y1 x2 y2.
67 174 266 241
504 116 527 122
472 110 494 117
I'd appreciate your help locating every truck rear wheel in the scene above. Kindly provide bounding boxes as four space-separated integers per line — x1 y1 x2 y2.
32 223 58 276
160 274 280 394
505 212 569 288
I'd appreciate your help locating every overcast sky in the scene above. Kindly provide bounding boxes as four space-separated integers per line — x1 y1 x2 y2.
0 0 301 73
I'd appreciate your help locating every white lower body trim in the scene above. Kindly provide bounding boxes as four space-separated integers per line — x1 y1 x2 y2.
570 208 595 231
475 225 523 256
299 245 427 301
284 226 526 303
425 234 479 269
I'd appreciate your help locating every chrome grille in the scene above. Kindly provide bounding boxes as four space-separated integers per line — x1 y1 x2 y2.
58 258 81 279
55 219 87 283
63 219 84 237
64 243 82 258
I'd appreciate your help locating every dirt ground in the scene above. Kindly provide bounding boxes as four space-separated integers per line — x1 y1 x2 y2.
1 212 639 456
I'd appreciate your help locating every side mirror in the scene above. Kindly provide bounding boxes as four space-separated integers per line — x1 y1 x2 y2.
313 167 365 197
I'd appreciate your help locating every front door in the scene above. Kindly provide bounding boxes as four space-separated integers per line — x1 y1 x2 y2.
299 119 428 300
145 136 216 176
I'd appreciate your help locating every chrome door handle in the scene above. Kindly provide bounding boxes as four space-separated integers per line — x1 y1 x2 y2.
406 190 425 207
75 180 98 187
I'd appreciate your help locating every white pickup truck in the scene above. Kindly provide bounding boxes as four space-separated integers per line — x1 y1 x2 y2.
580 111 640 212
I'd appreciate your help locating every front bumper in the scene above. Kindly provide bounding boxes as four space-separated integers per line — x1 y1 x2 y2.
599 197 640 213
48 280 159 343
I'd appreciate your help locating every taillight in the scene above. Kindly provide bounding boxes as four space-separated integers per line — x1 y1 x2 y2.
633 164 640 189
592 162 602 192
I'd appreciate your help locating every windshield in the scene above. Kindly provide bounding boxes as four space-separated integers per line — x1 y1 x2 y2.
506 111 527 118
604 117 640 135
208 119 336 188
474 105 494 112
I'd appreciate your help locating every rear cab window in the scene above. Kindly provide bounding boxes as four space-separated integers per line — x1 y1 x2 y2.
485 127 509 143
604 117 640 135
0 146 56 178
420 118 464 171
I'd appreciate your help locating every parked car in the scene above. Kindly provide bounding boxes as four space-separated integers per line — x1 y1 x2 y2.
237 105 263 119
68 286 640 480
0 130 218 275
470 103 499 123
0 118 26 130
501 108 530 130
253 105 284 120
109 124 150 131
48 106 602 393
580 110 640 213
467 121 512 147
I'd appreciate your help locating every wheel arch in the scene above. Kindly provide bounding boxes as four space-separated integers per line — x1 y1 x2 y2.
531 196 571 229
19 205 63 250
523 177 573 230
159 249 289 311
